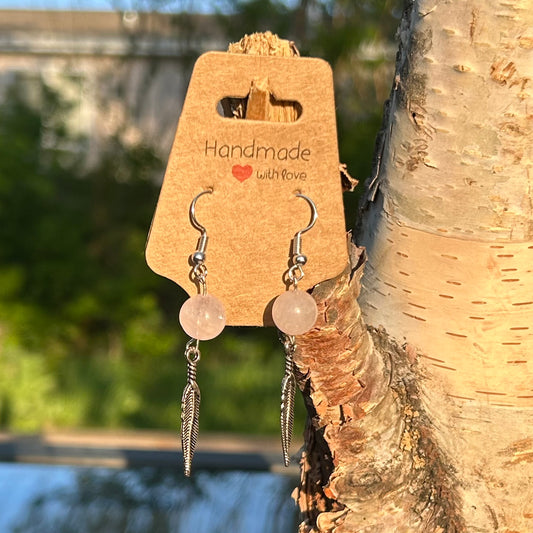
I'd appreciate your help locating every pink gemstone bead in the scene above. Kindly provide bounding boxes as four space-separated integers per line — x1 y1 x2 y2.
272 290 318 336
179 294 226 340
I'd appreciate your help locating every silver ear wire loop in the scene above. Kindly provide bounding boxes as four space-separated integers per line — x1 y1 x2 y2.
189 188 212 261
189 188 213 295
292 193 318 257
288 193 318 288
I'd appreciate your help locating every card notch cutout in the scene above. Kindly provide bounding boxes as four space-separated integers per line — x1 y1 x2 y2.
218 94 303 122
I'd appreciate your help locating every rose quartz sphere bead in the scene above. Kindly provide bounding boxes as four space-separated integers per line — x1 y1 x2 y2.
272 290 318 336
179 294 226 340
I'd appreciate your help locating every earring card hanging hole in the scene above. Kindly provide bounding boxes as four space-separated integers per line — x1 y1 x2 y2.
146 51 349 326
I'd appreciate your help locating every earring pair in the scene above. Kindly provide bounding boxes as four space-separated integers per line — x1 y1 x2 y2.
178 189 318 475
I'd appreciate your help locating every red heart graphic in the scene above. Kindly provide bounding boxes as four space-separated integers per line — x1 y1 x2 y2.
232 164 253 182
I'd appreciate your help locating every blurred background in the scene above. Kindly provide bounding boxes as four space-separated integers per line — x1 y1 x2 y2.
0 1 400 530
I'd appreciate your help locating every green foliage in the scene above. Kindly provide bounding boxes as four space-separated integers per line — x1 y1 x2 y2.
0 3 400 435
0 75 298 435
0 343 83 431
0 77 171 430
0 79 163 352
217 0 294 37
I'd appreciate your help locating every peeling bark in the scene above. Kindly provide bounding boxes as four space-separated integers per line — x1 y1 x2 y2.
293 244 467 532
227 10 533 529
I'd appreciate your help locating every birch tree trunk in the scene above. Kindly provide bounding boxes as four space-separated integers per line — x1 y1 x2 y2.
292 1 533 531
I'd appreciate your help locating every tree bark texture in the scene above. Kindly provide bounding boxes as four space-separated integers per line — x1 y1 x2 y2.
228 10 533 529
292 1 533 531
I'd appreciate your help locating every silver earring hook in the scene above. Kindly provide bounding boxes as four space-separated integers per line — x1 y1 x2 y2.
287 193 318 288
190 188 213 235
189 188 213 261
293 193 318 258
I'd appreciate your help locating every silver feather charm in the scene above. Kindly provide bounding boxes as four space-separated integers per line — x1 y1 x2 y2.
280 335 296 467
181 339 201 477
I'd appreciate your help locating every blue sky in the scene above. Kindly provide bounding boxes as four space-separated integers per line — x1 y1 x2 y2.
0 0 113 8
0 0 216 11
0 0 299 13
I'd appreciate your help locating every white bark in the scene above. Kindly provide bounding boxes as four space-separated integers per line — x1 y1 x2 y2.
356 0 533 530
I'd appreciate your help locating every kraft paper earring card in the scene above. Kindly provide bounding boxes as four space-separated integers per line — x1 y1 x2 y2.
146 51 348 326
